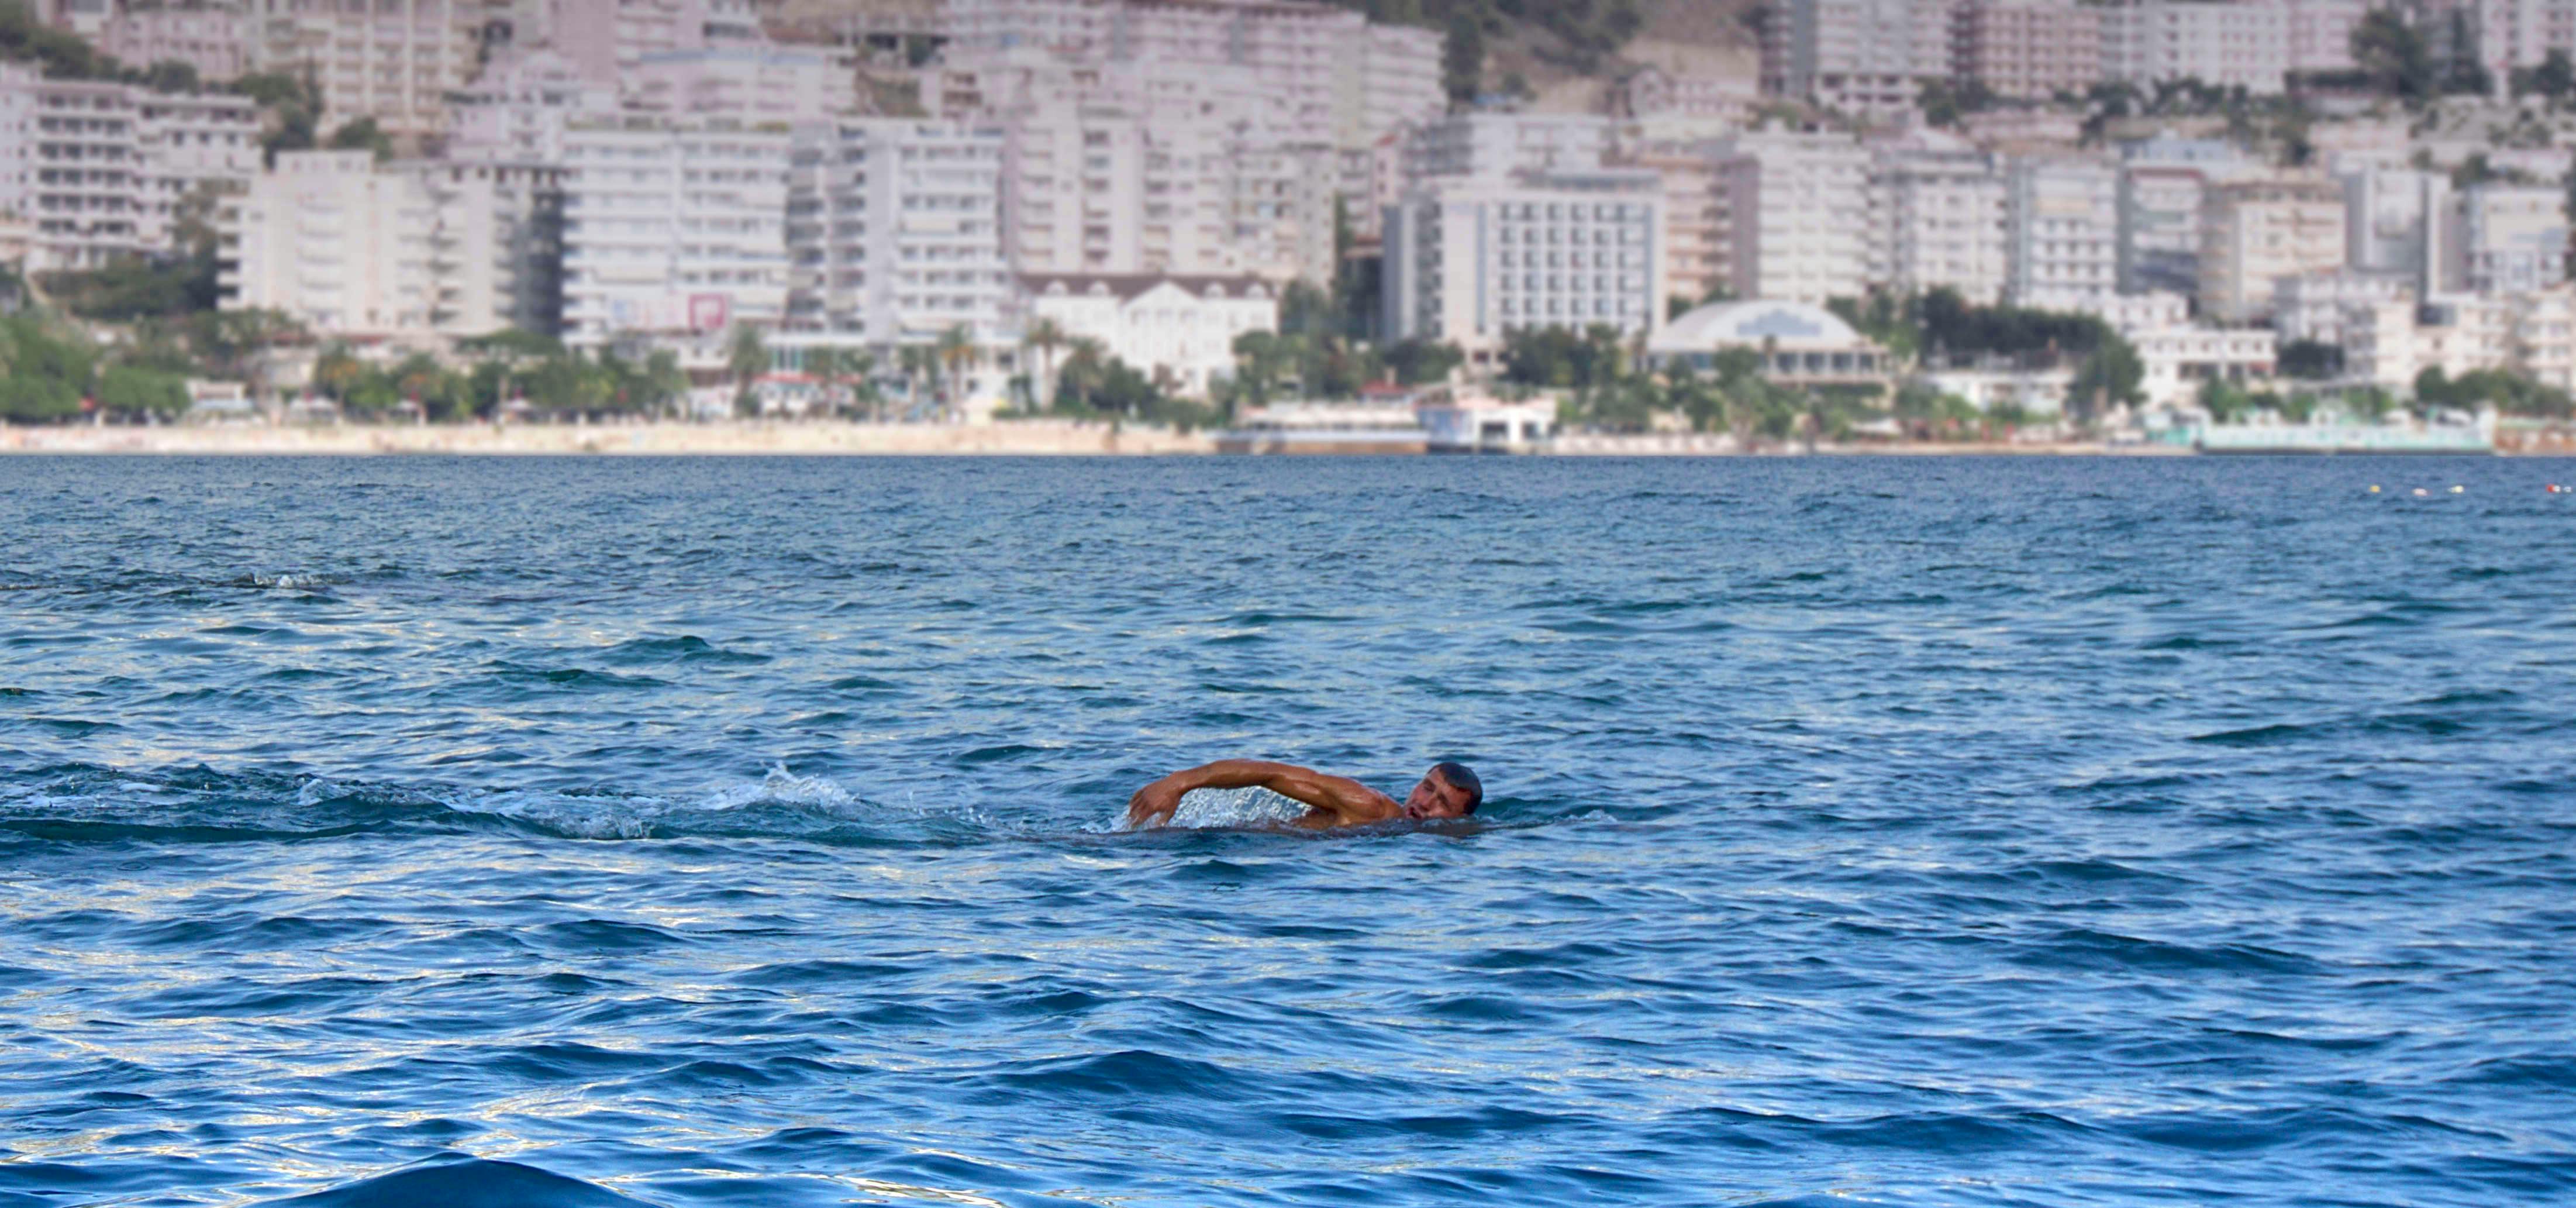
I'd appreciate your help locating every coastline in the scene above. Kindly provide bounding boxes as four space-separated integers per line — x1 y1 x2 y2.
0 422 2541 456
0 419 1218 456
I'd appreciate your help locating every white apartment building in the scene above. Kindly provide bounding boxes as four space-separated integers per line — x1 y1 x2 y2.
1619 144 1730 310
2006 156 2118 306
223 150 437 338
2336 292 2560 391
2451 184 2567 294
782 118 1010 354
2340 166 2449 290
2198 176 2347 324
223 150 555 340
445 49 616 163
2098 0 2365 94
1716 129 1874 304
2100 0 2290 93
620 46 858 122
1953 0 2102 100
1402 113 1615 188
1335 21 1442 151
2271 269 2415 345
949 52 1336 285
2116 132 2244 297
943 0 1439 144
0 67 146 269
1620 66 1761 122
1876 133 2009 304
245 0 475 140
102 3 253 83
2419 0 2576 85
0 66 258 269
137 88 261 251
1019 272 1278 398
533 0 768 85
2130 323 2278 407
1382 170 1667 364
1761 0 1953 115
558 116 793 356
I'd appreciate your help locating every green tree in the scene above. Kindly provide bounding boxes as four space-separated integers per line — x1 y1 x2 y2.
327 117 394 162
94 364 190 422
934 324 976 419
1440 10 1483 106
2352 8 2439 105
2070 333 2146 419
2278 339 2345 380
1382 338 1463 386
726 323 768 417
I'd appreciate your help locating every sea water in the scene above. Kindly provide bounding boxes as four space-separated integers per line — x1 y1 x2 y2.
2 455 2571 1206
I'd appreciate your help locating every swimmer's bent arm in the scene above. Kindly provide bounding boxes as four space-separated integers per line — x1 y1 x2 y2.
1126 760 1394 828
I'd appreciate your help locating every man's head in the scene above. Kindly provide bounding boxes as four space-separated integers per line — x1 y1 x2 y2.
1402 762 1483 820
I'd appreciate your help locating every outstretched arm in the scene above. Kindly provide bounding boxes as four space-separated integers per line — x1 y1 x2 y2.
1126 759 1396 828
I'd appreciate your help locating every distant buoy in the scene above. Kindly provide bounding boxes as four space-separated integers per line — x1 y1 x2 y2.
2450 485 2466 494
2550 484 2563 494
2412 488 2430 497
2368 484 2382 493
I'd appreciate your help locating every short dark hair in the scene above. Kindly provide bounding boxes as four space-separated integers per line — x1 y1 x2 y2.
1430 762 1482 813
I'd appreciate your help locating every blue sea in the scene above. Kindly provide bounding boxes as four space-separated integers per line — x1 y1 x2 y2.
3 455 2572 1207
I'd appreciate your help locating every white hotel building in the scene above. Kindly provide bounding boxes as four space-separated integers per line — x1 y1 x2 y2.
0 64 257 270
780 119 1013 392
2006 156 2120 307
222 150 555 342
1382 169 1667 364
557 116 793 357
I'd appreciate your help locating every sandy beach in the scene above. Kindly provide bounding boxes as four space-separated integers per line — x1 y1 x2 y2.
0 419 1219 456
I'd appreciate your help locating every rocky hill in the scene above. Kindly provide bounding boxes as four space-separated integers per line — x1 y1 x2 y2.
1333 0 1762 112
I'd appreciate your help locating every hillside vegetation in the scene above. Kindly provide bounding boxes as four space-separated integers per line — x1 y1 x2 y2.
1333 0 1756 109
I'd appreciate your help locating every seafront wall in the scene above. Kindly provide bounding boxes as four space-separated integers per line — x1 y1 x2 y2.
1 420 1219 456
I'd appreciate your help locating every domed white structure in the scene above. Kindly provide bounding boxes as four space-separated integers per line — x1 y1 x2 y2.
1646 300 1892 386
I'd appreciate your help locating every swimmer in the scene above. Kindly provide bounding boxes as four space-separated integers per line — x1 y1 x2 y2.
1126 759 1483 830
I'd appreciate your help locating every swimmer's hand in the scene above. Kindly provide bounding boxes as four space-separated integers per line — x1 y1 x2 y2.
1126 776 1187 828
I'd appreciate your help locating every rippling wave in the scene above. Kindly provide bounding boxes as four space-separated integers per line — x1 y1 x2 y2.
3 456 2573 1206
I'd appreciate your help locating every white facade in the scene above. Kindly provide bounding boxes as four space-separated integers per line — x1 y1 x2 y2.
943 0 1439 144
622 46 858 122
2006 156 2119 305
223 151 553 340
223 150 436 338
2116 134 2246 297
1384 170 1667 362
559 117 792 353
2272 269 2415 346
137 88 261 254
1402 113 1615 188
2451 184 2568 295
246 0 475 140
2130 323 2278 406
2099 0 2365 94
103 4 253 83
1716 130 1874 304
783 119 1009 349
543 0 771 87
1761 0 1953 115
0 68 146 270
1877 135 2009 305
2198 176 2348 324
1020 273 1278 397
1955 0 2102 99
2339 166 2449 291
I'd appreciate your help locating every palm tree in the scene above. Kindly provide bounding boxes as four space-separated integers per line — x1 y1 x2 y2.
1023 318 1067 411
897 344 934 420
805 346 843 419
934 324 975 422
726 323 768 418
